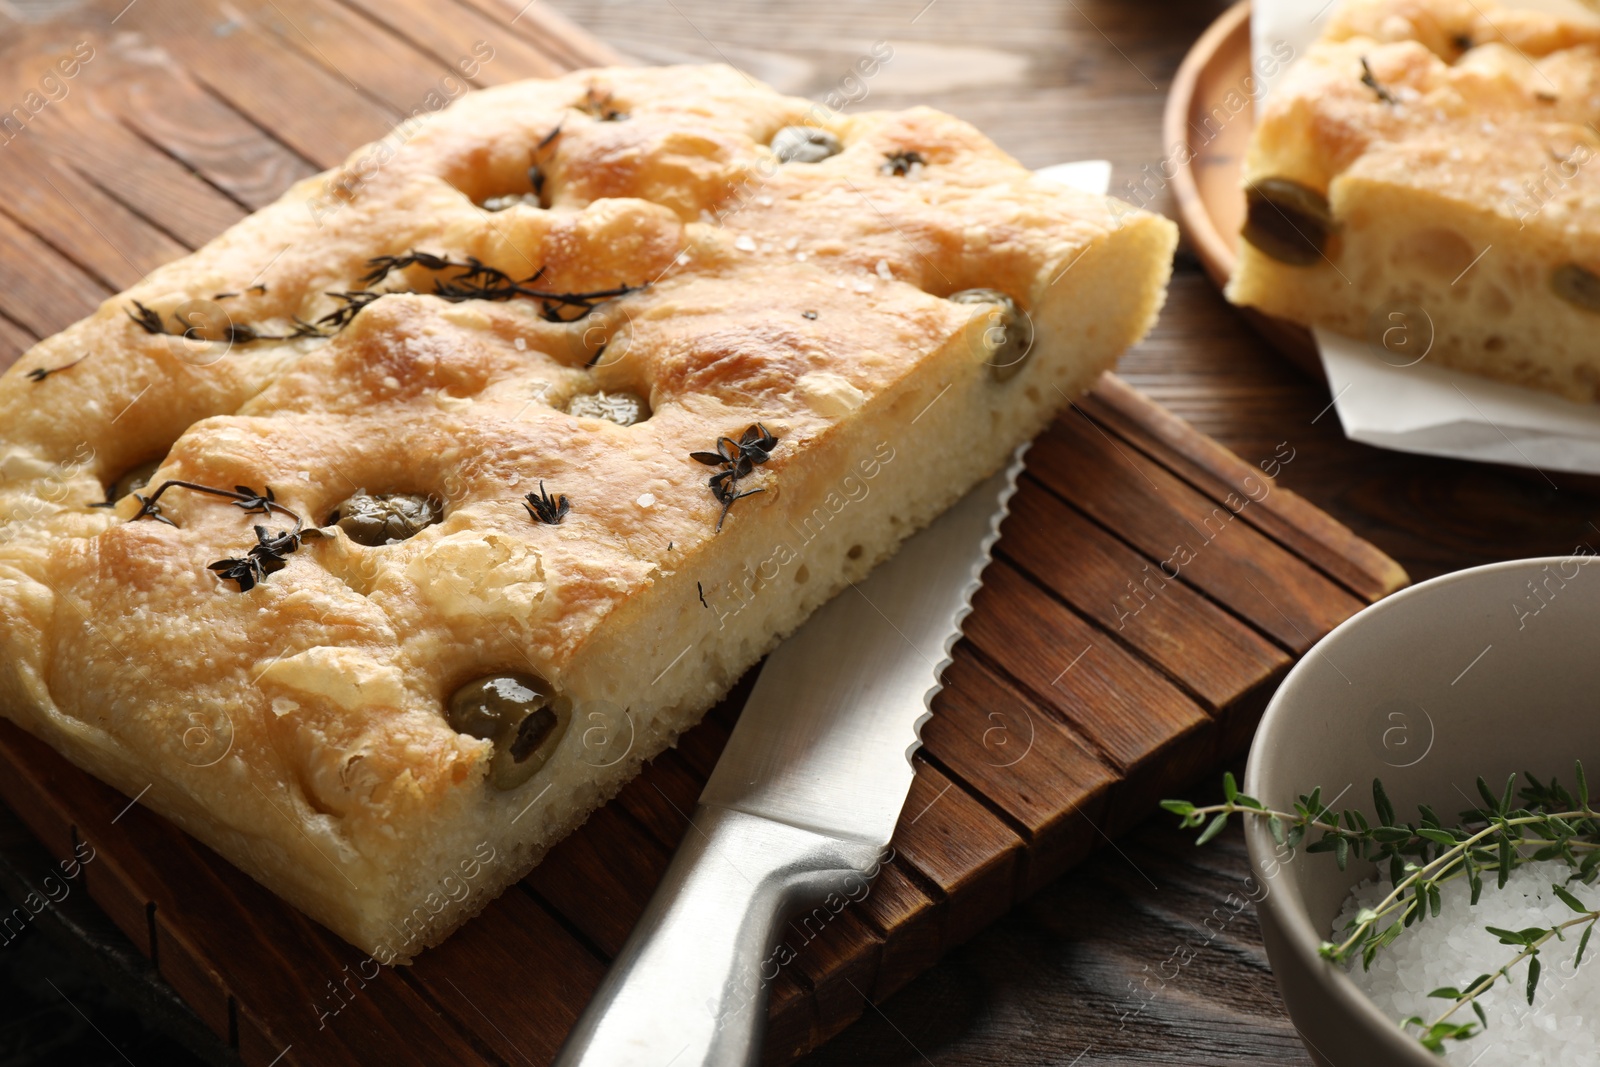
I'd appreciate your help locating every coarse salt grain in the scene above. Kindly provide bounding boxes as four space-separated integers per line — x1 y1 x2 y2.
734 235 757 252
1333 858 1600 1065
636 493 656 508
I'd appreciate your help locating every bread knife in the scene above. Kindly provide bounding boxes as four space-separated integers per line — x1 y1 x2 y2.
552 446 1027 1067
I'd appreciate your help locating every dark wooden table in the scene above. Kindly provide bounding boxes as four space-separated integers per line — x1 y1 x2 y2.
2 1 1594 1065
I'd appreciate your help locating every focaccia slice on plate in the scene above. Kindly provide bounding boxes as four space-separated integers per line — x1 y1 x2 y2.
0 64 1175 961
1227 0 1600 401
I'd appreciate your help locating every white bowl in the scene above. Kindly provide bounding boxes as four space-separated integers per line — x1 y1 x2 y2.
1244 556 1600 1067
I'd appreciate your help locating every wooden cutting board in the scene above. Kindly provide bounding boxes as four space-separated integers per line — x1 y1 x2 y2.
0 2 1408 1064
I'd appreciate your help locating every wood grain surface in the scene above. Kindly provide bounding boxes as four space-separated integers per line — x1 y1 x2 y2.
0 1 1560 1065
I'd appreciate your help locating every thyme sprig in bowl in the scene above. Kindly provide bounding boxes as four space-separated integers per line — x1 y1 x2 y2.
1167 765 1600 1054
1227 556 1600 1067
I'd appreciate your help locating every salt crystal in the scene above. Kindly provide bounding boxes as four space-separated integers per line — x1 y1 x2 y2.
1333 858 1600 1065
513 337 526 351
636 493 655 508
734 235 756 252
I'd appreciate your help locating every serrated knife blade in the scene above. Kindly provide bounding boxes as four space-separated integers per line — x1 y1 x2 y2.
554 446 1027 1067
699 446 1026 844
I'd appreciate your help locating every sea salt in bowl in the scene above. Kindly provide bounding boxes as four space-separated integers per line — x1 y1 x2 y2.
1244 556 1600 1067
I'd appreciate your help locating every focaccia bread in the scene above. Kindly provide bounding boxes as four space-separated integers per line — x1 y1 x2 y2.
0 64 1175 961
1226 0 1600 401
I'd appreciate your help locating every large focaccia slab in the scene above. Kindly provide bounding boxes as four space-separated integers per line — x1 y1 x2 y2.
0 65 1175 961
1227 0 1600 401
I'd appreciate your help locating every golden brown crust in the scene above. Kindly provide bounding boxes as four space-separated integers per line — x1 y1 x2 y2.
0 64 1175 957
1227 0 1600 399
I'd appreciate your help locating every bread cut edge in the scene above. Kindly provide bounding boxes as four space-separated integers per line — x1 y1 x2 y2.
345 204 1177 962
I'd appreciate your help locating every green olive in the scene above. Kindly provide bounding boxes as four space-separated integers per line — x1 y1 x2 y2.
1242 178 1334 267
507 706 559 762
566 390 648 426
949 288 1034 381
447 673 570 791
770 126 841 164
107 459 162 502
326 491 441 546
1552 264 1600 314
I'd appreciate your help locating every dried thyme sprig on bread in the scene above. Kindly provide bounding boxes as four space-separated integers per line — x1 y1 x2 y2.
691 423 779 531
1164 764 1600 1054
523 481 570 525
359 251 645 323
122 247 648 352
1359 56 1399 105
128 481 321 592
25 354 88 383
127 291 383 345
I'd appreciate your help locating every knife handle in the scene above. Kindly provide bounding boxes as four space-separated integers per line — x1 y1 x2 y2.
552 805 883 1067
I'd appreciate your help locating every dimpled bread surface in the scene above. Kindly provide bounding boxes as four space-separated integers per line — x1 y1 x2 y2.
0 64 1175 960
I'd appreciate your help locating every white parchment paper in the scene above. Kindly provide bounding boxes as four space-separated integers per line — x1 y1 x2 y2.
1033 160 1113 197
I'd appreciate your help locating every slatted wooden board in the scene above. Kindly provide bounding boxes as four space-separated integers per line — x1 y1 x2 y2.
0 2 1408 1064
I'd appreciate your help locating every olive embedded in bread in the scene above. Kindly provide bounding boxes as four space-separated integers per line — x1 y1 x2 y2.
1242 178 1333 267
107 458 163 502
770 126 841 163
1552 264 1600 314
566 390 648 426
948 289 1034 381
327 491 441 546
447 673 569 791
507 706 559 762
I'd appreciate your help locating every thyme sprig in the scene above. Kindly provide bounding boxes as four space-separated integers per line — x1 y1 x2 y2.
310 290 383 333
210 284 269 300
359 251 643 323
881 150 926 177
1165 763 1600 1054
523 481 570 525
127 291 382 346
1413 900 1599 1052
1360 56 1398 105
126 300 166 336
26 354 87 383
129 481 321 592
690 423 779 531
123 249 645 352
519 122 563 206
